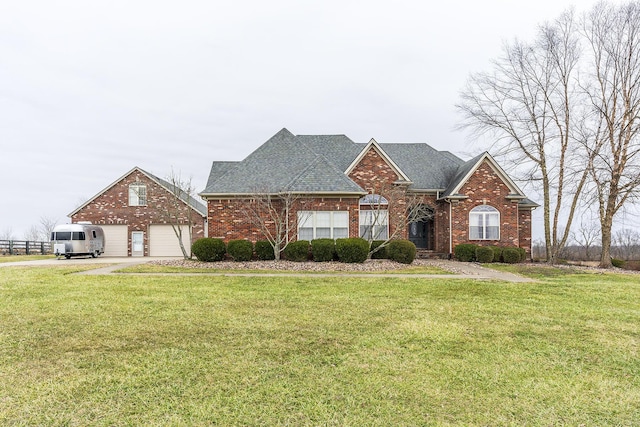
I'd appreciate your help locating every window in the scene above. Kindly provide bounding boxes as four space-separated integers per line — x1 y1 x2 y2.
469 205 500 240
72 232 86 241
298 211 349 240
359 210 389 240
359 195 389 240
129 183 147 206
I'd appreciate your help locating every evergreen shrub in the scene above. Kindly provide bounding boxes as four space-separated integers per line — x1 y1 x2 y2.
475 246 495 263
488 246 504 262
454 243 478 262
387 240 417 264
191 238 226 262
335 238 369 263
311 239 336 262
370 240 388 259
284 240 310 262
255 240 275 260
502 247 521 264
227 239 253 262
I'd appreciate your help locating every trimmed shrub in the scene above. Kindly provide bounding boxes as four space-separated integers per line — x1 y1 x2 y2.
255 240 275 260
475 246 495 263
488 246 504 263
191 238 226 262
502 247 521 264
311 238 336 262
227 239 253 262
454 243 477 262
611 258 625 268
370 240 388 259
335 238 369 263
387 239 417 264
516 247 527 262
284 240 310 262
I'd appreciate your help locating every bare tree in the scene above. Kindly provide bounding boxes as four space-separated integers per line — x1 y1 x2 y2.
40 216 58 239
159 169 197 259
457 10 592 264
23 226 42 242
358 183 434 257
0 227 15 241
572 217 601 260
582 2 640 267
612 228 640 260
240 190 303 261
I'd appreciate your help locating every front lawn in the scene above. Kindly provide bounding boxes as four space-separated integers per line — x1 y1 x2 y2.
0 254 55 263
1 266 639 425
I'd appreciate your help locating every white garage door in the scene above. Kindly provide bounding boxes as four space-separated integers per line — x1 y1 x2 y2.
149 225 191 257
100 225 128 257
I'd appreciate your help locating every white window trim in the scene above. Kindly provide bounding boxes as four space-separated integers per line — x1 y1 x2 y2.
129 183 147 206
359 209 389 240
297 211 349 240
469 205 500 240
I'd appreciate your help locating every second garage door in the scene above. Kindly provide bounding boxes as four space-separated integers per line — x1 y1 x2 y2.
100 225 128 257
149 225 191 257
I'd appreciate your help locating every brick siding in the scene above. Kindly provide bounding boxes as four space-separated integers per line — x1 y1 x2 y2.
71 170 206 256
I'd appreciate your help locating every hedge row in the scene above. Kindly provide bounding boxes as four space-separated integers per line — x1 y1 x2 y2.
453 243 527 264
191 238 417 264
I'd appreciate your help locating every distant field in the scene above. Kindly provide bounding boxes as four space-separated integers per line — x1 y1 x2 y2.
1 265 638 425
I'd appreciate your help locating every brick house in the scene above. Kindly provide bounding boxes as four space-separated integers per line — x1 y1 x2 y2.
200 128 538 257
69 167 207 257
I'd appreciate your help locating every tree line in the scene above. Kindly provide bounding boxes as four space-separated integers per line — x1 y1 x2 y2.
457 1 640 267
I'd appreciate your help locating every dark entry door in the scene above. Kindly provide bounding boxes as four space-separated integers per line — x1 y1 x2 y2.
409 220 429 249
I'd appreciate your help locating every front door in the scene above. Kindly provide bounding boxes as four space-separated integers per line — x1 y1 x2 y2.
409 220 429 249
131 231 144 257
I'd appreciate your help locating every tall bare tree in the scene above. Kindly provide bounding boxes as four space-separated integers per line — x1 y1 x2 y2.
458 5 640 265
240 190 303 261
582 1 640 267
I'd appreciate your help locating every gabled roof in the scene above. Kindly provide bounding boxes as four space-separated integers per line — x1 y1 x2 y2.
69 166 207 217
345 138 412 183
441 152 527 199
201 128 366 196
200 129 536 205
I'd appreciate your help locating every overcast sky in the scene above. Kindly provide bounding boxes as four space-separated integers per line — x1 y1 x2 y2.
0 0 622 240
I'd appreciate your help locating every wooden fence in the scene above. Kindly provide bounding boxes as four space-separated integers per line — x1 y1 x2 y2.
0 240 52 255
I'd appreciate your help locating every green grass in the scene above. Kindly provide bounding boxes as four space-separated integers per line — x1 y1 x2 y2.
117 262 450 275
1 266 639 425
0 254 55 263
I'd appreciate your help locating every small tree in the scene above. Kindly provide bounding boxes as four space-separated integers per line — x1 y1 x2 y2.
157 169 198 259
240 190 304 261
359 182 434 258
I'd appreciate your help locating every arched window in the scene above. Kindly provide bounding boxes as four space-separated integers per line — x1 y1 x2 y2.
359 195 389 240
469 205 499 240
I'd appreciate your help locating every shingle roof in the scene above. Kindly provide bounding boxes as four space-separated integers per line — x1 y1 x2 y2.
441 152 487 198
201 128 366 195
144 169 208 216
378 143 465 189
200 129 532 202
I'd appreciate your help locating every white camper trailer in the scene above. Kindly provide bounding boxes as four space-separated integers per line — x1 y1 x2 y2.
51 223 105 259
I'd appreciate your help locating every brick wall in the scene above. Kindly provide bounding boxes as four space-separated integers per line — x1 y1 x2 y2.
518 208 533 255
207 196 359 241
71 170 206 256
450 161 520 250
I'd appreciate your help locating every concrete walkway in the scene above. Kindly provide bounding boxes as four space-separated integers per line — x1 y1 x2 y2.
0 257 535 282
